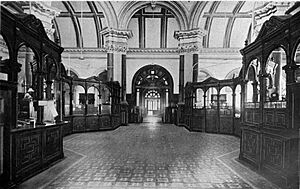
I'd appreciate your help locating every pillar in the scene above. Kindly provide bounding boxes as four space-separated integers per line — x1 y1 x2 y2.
174 28 207 102
36 72 44 125
107 53 114 81
100 28 133 125
193 54 198 82
100 28 133 85
174 28 206 125
121 54 126 101
179 55 184 102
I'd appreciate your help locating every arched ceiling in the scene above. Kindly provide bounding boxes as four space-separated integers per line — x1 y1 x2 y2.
1 1 293 49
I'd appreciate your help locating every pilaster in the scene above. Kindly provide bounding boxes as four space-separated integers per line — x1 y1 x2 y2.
174 28 206 102
100 28 132 125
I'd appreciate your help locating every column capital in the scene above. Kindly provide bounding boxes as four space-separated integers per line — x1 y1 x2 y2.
100 27 133 54
174 28 207 54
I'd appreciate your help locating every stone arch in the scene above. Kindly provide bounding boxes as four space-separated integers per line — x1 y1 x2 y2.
189 1 208 29
132 64 174 95
118 1 188 30
97 1 118 28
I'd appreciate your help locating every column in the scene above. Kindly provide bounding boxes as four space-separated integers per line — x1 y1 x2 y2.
136 89 140 106
107 53 114 81
36 72 44 125
179 55 184 102
174 28 206 125
121 54 126 101
100 28 133 85
45 80 52 100
193 54 198 82
174 28 206 101
100 28 132 125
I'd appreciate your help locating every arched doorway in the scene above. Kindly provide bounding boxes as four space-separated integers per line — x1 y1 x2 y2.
132 65 173 123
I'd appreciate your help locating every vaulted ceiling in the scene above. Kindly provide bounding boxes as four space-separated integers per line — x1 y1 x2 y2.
1 1 293 49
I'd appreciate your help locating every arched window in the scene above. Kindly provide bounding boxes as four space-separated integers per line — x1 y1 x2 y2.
294 42 300 82
235 85 241 117
220 86 232 109
245 59 260 106
265 47 286 102
206 87 218 109
64 83 71 116
73 85 85 115
17 45 36 121
87 86 100 115
195 88 204 109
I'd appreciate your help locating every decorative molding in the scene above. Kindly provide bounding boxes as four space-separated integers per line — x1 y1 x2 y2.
22 2 61 39
174 28 207 54
128 48 178 54
100 27 133 53
64 48 107 53
62 47 241 55
174 28 207 40
105 42 128 53
99 27 133 39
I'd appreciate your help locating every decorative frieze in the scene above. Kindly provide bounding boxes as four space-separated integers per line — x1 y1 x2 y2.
100 27 133 53
174 28 207 54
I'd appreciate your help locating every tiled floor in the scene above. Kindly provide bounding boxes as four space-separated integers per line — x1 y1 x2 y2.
19 122 279 189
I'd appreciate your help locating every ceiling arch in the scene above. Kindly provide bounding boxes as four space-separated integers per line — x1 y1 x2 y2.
118 1 188 30
1 1 293 50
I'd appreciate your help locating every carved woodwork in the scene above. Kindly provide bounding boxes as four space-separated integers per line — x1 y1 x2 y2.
240 10 300 189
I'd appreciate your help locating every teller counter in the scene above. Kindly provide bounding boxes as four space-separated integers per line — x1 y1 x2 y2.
10 122 66 183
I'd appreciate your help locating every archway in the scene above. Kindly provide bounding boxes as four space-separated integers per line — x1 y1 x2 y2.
132 64 174 123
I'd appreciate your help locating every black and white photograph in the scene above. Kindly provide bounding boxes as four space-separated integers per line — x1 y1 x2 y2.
0 1 299 188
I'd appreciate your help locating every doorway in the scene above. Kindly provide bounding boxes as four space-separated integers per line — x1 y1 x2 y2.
145 89 160 116
131 65 174 123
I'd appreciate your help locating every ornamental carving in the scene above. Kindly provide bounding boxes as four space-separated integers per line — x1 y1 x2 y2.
178 42 200 54
100 27 133 40
100 27 133 53
174 28 207 40
174 28 207 54
105 43 128 53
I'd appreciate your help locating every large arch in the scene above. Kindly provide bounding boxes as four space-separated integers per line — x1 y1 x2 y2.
118 1 188 30
131 64 174 118
189 1 209 29
97 1 118 28
132 64 174 95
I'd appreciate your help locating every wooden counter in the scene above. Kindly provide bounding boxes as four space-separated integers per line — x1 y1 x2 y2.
10 122 66 183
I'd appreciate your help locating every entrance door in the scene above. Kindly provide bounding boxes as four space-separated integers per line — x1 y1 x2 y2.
145 89 160 116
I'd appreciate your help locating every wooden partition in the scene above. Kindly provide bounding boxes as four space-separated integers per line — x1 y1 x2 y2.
239 10 300 189
183 77 241 136
0 7 65 187
61 74 121 136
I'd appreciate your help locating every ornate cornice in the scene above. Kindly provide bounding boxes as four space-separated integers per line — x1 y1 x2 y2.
62 47 241 56
174 28 207 40
174 28 207 54
64 48 106 53
128 48 178 54
100 27 133 53
105 42 128 53
99 27 133 39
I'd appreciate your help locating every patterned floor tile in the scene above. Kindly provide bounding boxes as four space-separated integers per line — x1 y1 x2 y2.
36 123 257 189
